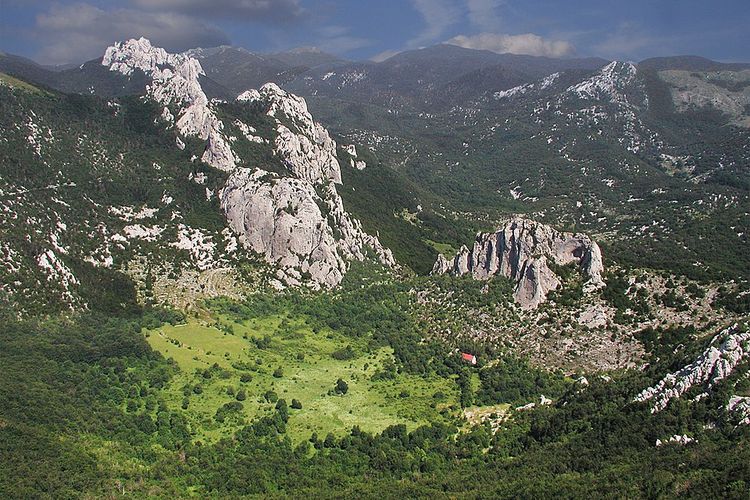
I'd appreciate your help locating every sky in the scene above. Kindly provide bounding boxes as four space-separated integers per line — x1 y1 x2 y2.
0 0 748 65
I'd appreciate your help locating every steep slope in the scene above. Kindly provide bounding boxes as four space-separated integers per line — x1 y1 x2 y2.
0 39 395 313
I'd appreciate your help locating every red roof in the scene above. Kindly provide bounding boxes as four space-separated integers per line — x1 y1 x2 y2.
461 353 476 361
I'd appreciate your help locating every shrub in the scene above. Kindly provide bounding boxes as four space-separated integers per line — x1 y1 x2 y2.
331 345 356 360
334 379 349 395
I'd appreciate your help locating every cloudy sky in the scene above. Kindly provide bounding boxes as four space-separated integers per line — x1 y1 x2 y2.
1 0 748 65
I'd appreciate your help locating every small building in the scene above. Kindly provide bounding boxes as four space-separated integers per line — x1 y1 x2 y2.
461 352 477 365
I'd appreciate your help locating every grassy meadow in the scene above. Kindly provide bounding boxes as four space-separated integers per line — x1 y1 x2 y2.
147 312 460 443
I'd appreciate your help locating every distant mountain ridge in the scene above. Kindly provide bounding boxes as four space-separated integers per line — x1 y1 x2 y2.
3 43 749 111
284 44 610 111
638 55 750 72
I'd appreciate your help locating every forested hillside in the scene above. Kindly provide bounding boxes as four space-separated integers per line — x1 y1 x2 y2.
1 37 749 499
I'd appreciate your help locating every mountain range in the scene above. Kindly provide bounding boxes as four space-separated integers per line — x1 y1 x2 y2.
1 37 750 498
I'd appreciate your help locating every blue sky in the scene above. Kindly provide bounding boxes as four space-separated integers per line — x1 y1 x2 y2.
1 0 748 65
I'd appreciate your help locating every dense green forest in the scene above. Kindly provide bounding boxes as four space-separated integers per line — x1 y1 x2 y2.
2 274 748 498
2 47 750 499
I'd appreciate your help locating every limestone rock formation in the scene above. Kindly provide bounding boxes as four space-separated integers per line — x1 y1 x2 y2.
656 434 695 447
223 84 394 288
432 217 604 308
237 83 341 184
102 37 237 171
103 39 393 290
635 324 750 412
220 168 394 289
727 396 750 427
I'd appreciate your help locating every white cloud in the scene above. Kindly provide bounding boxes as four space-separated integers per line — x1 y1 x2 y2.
466 0 504 32
35 3 228 64
446 32 575 58
409 0 462 47
132 0 303 21
370 49 402 63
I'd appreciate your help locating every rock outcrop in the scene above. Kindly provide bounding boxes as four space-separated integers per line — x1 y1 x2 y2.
238 83 341 184
655 434 695 447
635 324 750 412
222 84 394 288
727 396 750 427
103 39 394 290
103 37 237 171
220 167 393 289
432 217 604 308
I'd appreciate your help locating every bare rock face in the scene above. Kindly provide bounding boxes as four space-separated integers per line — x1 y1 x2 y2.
222 84 394 288
220 168 394 289
635 324 750 413
432 217 604 308
102 37 237 171
220 169 346 287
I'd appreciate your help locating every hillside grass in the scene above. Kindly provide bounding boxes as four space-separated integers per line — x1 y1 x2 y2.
147 313 459 443
0 72 45 93
424 238 458 256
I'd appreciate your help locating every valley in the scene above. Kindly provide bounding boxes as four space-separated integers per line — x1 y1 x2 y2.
146 309 459 444
1 24 749 498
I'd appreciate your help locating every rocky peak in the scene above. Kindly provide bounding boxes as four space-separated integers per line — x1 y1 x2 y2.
102 38 236 172
565 61 639 104
432 217 604 308
103 37 184 77
635 324 750 413
236 82 341 184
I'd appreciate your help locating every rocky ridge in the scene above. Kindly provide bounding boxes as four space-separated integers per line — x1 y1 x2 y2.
103 37 237 171
238 83 342 184
223 83 394 288
635 324 750 412
564 61 639 104
99 39 395 292
432 218 604 308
